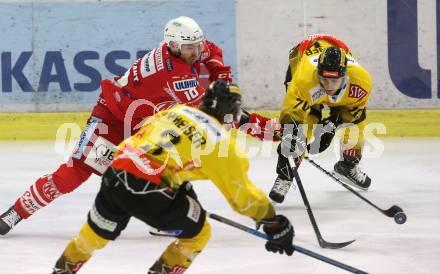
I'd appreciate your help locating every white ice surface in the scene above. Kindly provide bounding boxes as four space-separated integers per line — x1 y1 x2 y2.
0 138 439 274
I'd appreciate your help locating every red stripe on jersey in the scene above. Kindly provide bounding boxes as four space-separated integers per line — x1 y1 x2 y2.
298 34 350 53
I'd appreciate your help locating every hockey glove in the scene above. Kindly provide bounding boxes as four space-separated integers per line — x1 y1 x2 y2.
278 122 306 168
179 181 198 200
308 114 342 154
237 111 282 141
209 65 232 83
261 215 294 256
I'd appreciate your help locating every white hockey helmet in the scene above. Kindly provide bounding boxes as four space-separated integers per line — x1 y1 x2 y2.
164 16 204 50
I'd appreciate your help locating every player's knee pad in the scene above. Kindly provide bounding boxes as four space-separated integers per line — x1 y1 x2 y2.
52 163 92 194
87 191 130 240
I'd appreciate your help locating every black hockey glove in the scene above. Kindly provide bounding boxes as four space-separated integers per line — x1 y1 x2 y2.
261 215 294 256
279 122 307 164
308 114 342 154
179 181 198 200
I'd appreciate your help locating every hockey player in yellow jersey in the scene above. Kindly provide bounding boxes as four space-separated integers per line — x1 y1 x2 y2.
51 80 294 274
270 34 372 203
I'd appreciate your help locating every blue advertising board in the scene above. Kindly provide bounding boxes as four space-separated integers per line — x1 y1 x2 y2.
0 1 236 111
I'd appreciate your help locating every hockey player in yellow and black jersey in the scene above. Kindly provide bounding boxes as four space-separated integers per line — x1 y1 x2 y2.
50 80 294 274
270 34 372 203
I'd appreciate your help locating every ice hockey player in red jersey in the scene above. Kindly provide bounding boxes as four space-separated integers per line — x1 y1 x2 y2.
0 16 234 235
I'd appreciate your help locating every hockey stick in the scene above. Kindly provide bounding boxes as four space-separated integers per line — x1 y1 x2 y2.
290 161 356 249
208 213 368 274
304 156 407 224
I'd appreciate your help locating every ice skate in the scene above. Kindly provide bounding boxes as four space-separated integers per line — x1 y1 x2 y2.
0 206 22 235
334 160 371 191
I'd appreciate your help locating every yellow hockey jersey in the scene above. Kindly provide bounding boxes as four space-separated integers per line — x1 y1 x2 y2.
113 105 274 221
280 37 372 125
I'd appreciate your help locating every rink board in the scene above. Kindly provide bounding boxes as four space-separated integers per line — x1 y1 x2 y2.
0 109 439 140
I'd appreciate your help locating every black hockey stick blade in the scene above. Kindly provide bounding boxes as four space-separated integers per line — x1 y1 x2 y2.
383 205 402 217
319 238 356 249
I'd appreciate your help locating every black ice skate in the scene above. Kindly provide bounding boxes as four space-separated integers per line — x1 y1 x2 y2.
334 160 371 190
0 206 22 235
269 176 294 203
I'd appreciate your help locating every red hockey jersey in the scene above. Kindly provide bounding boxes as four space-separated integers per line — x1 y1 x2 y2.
100 40 231 128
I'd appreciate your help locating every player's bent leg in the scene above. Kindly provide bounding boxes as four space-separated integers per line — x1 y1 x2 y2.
334 121 371 190
52 223 109 274
52 183 130 274
149 220 212 274
14 163 92 218
1 105 123 236
1 164 91 235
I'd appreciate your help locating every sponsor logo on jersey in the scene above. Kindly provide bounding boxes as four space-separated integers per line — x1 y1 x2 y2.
72 116 102 159
42 176 62 201
155 46 164 71
90 205 118 232
165 58 173 72
84 136 116 174
312 89 326 101
19 191 42 215
132 58 141 84
173 78 198 91
144 51 152 72
348 84 367 99
141 49 157 78
310 85 326 102
186 196 201 223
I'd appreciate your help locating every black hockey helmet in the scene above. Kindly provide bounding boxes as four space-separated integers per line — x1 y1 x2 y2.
317 46 347 78
200 80 242 123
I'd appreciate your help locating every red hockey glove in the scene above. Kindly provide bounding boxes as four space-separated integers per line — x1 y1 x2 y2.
209 65 232 83
237 112 282 141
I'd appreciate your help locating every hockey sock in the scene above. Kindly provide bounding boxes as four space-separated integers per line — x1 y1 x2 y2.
14 175 62 219
149 220 211 273
53 223 109 273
